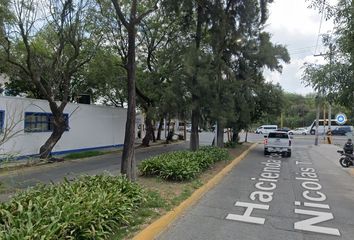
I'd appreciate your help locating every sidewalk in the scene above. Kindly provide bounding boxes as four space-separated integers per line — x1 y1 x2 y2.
309 143 354 177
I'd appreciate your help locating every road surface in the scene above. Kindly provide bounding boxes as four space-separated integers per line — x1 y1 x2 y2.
158 139 354 240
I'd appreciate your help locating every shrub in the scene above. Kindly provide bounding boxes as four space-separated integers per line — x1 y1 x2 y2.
139 151 200 181
199 146 229 162
139 146 229 181
224 141 237 148
0 175 148 239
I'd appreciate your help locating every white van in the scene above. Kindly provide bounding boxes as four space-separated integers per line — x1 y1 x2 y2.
256 125 277 134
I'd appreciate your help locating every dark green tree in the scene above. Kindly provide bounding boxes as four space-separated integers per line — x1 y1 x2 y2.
102 0 157 181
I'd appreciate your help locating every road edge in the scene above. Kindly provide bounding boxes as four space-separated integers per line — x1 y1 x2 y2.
132 143 258 240
0 141 185 177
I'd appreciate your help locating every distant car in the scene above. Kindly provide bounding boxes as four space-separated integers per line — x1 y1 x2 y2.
255 125 278 134
186 125 202 132
276 127 291 132
288 128 309 135
331 126 352 136
186 125 192 132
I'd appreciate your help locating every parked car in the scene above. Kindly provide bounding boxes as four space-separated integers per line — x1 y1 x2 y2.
288 127 309 135
331 126 353 136
276 127 291 132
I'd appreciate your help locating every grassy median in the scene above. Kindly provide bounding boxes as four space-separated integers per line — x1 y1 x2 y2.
0 143 251 239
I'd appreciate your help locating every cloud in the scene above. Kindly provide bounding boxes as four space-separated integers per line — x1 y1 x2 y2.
264 0 334 95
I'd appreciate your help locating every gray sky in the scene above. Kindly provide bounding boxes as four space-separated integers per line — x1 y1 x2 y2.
264 0 334 95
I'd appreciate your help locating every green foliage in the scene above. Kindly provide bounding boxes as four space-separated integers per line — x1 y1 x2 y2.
306 0 354 115
198 146 230 162
224 141 238 148
0 175 152 239
139 146 229 181
64 150 105 160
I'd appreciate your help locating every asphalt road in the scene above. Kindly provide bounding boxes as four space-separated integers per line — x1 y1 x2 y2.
239 132 350 147
0 133 219 197
0 142 190 192
158 138 354 240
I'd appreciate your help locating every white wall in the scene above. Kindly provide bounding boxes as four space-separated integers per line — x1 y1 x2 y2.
0 96 127 157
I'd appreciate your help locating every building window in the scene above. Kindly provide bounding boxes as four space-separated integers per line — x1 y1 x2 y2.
24 112 69 132
0 111 4 133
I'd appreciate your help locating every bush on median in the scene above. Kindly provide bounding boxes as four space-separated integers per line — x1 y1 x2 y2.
0 175 156 239
139 146 229 181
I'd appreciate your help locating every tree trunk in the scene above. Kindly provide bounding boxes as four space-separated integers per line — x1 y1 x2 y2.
39 101 67 159
142 115 154 147
156 117 163 140
190 5 203 152
39 126 66 159
152 120 156 142
232 127 238 142
216 121 224 148
190 108 200 151
183 120 187 141
121 25 137 181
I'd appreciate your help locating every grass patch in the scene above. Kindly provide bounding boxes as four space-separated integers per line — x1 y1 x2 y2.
111 190 167 240
64 150 106 159
0 143 252 239
0 182 4 193
0 175 163 239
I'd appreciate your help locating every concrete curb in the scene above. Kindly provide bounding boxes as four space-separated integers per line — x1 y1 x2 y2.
132 143 258 240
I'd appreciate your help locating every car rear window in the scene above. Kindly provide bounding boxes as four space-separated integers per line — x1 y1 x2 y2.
268 132 288 138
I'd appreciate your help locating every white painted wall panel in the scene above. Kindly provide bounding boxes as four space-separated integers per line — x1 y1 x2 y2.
0 96 127 157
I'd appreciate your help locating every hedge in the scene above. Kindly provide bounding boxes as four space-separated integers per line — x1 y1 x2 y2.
139 146 229 181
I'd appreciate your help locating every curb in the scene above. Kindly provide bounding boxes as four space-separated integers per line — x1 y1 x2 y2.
132 143 258 240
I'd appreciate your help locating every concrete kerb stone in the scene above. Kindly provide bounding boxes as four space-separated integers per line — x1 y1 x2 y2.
132 143 258 240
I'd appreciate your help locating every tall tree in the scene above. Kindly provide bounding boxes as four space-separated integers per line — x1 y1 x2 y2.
107 0 156 181
0 0 101 158
306 0 354 115
206 0 289 144
162 0 212 151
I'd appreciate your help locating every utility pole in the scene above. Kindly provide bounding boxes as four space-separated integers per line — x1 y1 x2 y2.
315 95 320 146
328 43 333 133
313 43 334 145
323 106 326 142
280 113 284 128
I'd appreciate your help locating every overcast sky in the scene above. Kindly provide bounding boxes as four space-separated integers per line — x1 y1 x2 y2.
264 0 334 95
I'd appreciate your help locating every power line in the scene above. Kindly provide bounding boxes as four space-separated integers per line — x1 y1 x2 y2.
288 45 325 56
314 0 326 54
288 45 319 51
